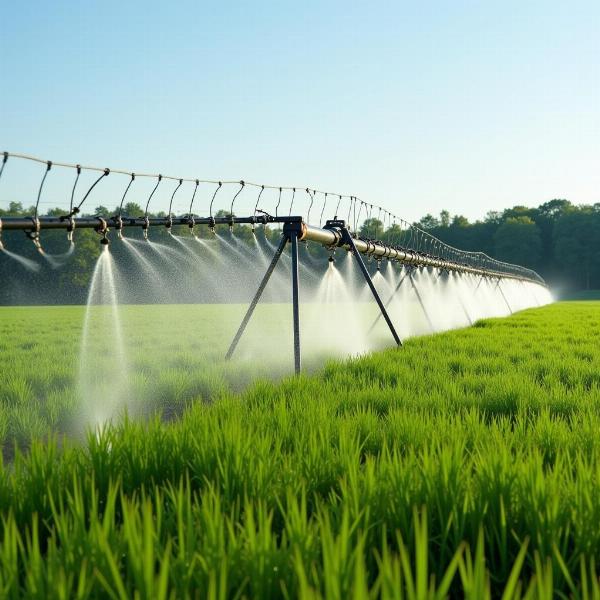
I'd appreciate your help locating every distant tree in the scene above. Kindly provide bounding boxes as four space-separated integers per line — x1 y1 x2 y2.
439 210 450 227
538 199 572 219
452 215 469 227
380 223 404 246
484 211 503 225
417 214 440 230
554 209 600 290
359 218 384 239
94 205 110 216
494 216 542 267
122 202 144 216
45 207 65 217
503 205 536 220
0 201 25 216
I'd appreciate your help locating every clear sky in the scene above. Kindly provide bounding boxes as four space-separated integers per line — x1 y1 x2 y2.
1 0 599 224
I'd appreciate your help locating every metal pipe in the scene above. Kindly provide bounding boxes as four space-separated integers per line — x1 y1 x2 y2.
299 224 545 286
0 215 301 231
0 215 546 287
346 234 402 347
290 230 301 374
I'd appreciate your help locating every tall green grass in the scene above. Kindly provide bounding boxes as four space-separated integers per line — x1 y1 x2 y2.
0 302 599 596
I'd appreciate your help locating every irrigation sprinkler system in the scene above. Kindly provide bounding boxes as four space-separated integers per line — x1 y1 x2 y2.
0 150 549 373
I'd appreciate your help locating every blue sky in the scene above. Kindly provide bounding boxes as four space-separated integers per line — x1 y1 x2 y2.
1 0 599 223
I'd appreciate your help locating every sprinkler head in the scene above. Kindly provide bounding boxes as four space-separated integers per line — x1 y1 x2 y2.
141 215 150 240
328 255 335 263
188 216 196 236
100 235 109 246
65 216 76 243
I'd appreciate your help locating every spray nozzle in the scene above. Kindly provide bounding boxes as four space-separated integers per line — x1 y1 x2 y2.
63 216 76 244
95 217 109 246
141 215 150 240
26 218 43 253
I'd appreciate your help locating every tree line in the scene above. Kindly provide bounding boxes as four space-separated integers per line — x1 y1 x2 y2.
0 198 598 304
361 199 600 292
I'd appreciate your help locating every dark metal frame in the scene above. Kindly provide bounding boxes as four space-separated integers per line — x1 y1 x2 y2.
225 219 401 374
1 212 547 375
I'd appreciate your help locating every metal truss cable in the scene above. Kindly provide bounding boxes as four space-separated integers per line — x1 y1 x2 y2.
0 150 537 280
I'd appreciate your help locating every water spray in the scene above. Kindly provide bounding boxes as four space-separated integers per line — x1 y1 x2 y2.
0 150 552 373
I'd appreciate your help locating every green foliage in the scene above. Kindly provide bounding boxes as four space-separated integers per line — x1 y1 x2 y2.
554 210 600 291
494 217 542 266
417 214 440 230
2 199 600 299
0 302 599 596
418 201 600 291
359 218 384 239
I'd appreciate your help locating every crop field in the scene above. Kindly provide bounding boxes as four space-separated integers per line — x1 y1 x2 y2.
0 301 397 452
0 301 599 597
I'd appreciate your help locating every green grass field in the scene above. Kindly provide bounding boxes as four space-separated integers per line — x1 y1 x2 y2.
0 301 599 597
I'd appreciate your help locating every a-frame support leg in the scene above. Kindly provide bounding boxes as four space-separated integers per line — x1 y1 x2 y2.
345 235 402 346
290 229 301 374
